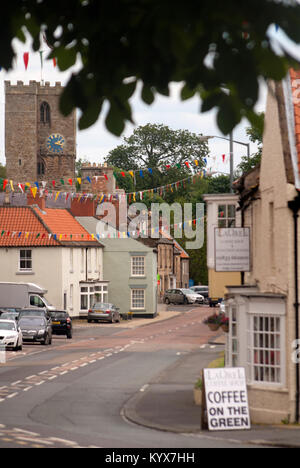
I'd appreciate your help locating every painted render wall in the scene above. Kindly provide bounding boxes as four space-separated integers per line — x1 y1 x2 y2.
101 237 158 317
242 81 298 423
0 246 104 317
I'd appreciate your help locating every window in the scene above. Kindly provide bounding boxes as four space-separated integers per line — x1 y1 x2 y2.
131 289 145 310
94 284 108 303
30 295 44 307
249 315 283 384
37 159 45 176
40 101 50 124
80 283 108 312
80 285 94 311
131 256 145 277
19 250 32 271
218 204 236 228
70 249 74 272
229 305 239 367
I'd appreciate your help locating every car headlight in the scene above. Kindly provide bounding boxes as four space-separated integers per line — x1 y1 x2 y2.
38 329 45 335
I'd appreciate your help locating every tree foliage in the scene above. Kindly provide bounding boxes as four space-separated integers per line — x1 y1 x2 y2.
236 112 264 175
2 1 300 136
105 123 209 191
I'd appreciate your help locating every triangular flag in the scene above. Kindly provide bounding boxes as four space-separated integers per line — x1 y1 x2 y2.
30 187 37 198
23 52 29 70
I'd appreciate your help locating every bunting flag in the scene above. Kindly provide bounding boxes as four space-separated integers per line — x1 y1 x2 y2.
23 52 29 70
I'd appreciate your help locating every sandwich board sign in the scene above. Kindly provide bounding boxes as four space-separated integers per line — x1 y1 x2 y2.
203 367 251 431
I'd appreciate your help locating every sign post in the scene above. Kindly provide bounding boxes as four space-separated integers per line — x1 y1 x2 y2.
203 367 251 431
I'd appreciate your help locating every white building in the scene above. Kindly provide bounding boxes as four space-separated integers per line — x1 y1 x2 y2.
0 205 107 317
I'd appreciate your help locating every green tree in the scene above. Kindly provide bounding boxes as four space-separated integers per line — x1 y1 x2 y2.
2 1 300 136
236 112 264 175
105 123 209 192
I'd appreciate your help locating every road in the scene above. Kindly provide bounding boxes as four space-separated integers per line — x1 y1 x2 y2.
0 305 248 449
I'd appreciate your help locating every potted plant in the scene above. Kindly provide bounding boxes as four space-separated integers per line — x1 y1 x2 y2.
220 314 229 333
203 313 222 331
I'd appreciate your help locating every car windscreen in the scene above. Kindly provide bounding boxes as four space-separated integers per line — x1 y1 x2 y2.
19 317 45 327
19 310 44 316
50 311 68 319
0 321 16 331
181 289 195 294
92 303 111 309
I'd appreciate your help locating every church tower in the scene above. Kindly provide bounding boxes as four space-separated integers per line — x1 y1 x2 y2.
5 80 76 191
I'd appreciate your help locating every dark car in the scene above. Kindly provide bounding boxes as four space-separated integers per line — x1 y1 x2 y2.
88 303 120 323
49 310 72 339
18 308 51 324
18 316 52 345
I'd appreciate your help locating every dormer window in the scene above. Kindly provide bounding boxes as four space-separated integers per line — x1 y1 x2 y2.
40 101 50 124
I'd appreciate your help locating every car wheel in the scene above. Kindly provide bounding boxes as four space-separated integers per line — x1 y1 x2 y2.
165 298 170 305
42 335 49 345
67 332 72 339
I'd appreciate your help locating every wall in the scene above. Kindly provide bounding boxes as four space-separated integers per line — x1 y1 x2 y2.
0 246 63 309
5 80 76 191
102 237 157 317
240 81 298 423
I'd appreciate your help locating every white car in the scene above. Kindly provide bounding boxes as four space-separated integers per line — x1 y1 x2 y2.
0 319 23 351
182 289 204 304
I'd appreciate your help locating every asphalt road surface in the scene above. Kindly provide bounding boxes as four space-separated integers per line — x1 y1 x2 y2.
0 305 253 449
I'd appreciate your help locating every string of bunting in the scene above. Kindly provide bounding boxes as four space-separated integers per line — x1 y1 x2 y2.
0 169 217 202
0 153 231 195
0 214 204 241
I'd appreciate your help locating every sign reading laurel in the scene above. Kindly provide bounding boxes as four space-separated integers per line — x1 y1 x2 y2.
214 227 250 272
202 367 251 431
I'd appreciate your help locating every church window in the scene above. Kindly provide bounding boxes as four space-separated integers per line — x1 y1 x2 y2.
40 101 51 124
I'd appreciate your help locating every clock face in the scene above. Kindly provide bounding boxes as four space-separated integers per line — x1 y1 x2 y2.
46 134 65 154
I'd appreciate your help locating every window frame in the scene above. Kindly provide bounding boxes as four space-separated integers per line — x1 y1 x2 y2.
131 289 146 310
218 204 236 228
131 256 146 277
19 249 32 272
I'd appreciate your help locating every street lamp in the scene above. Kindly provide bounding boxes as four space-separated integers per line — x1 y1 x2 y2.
199 133 251 193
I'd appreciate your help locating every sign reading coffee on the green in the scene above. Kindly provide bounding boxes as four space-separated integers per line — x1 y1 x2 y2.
203 367 251 431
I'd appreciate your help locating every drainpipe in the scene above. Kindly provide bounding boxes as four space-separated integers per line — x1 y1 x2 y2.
288 194 300 424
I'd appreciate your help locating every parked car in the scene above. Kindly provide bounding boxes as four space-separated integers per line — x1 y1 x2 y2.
88 303 121 323
163 288 204 305
49 310 72 339
190 286 209 303
0 310 20 321
18 316 52 345
18 308 52 324
0 319 23 351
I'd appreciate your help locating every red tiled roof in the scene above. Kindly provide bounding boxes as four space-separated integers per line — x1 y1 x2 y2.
32 208 98 243
0 207 60 247
289 69 300 178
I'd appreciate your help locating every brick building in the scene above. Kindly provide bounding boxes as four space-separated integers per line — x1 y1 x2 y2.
5 80 76 191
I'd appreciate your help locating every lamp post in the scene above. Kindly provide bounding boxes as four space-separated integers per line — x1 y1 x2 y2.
199 134 250 193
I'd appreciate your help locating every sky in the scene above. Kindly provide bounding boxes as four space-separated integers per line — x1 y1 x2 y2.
1 26 298 176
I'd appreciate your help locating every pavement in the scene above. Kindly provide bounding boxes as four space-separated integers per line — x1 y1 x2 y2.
121 304 300 448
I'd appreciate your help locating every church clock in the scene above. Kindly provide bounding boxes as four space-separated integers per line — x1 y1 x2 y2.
46 133 65 154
